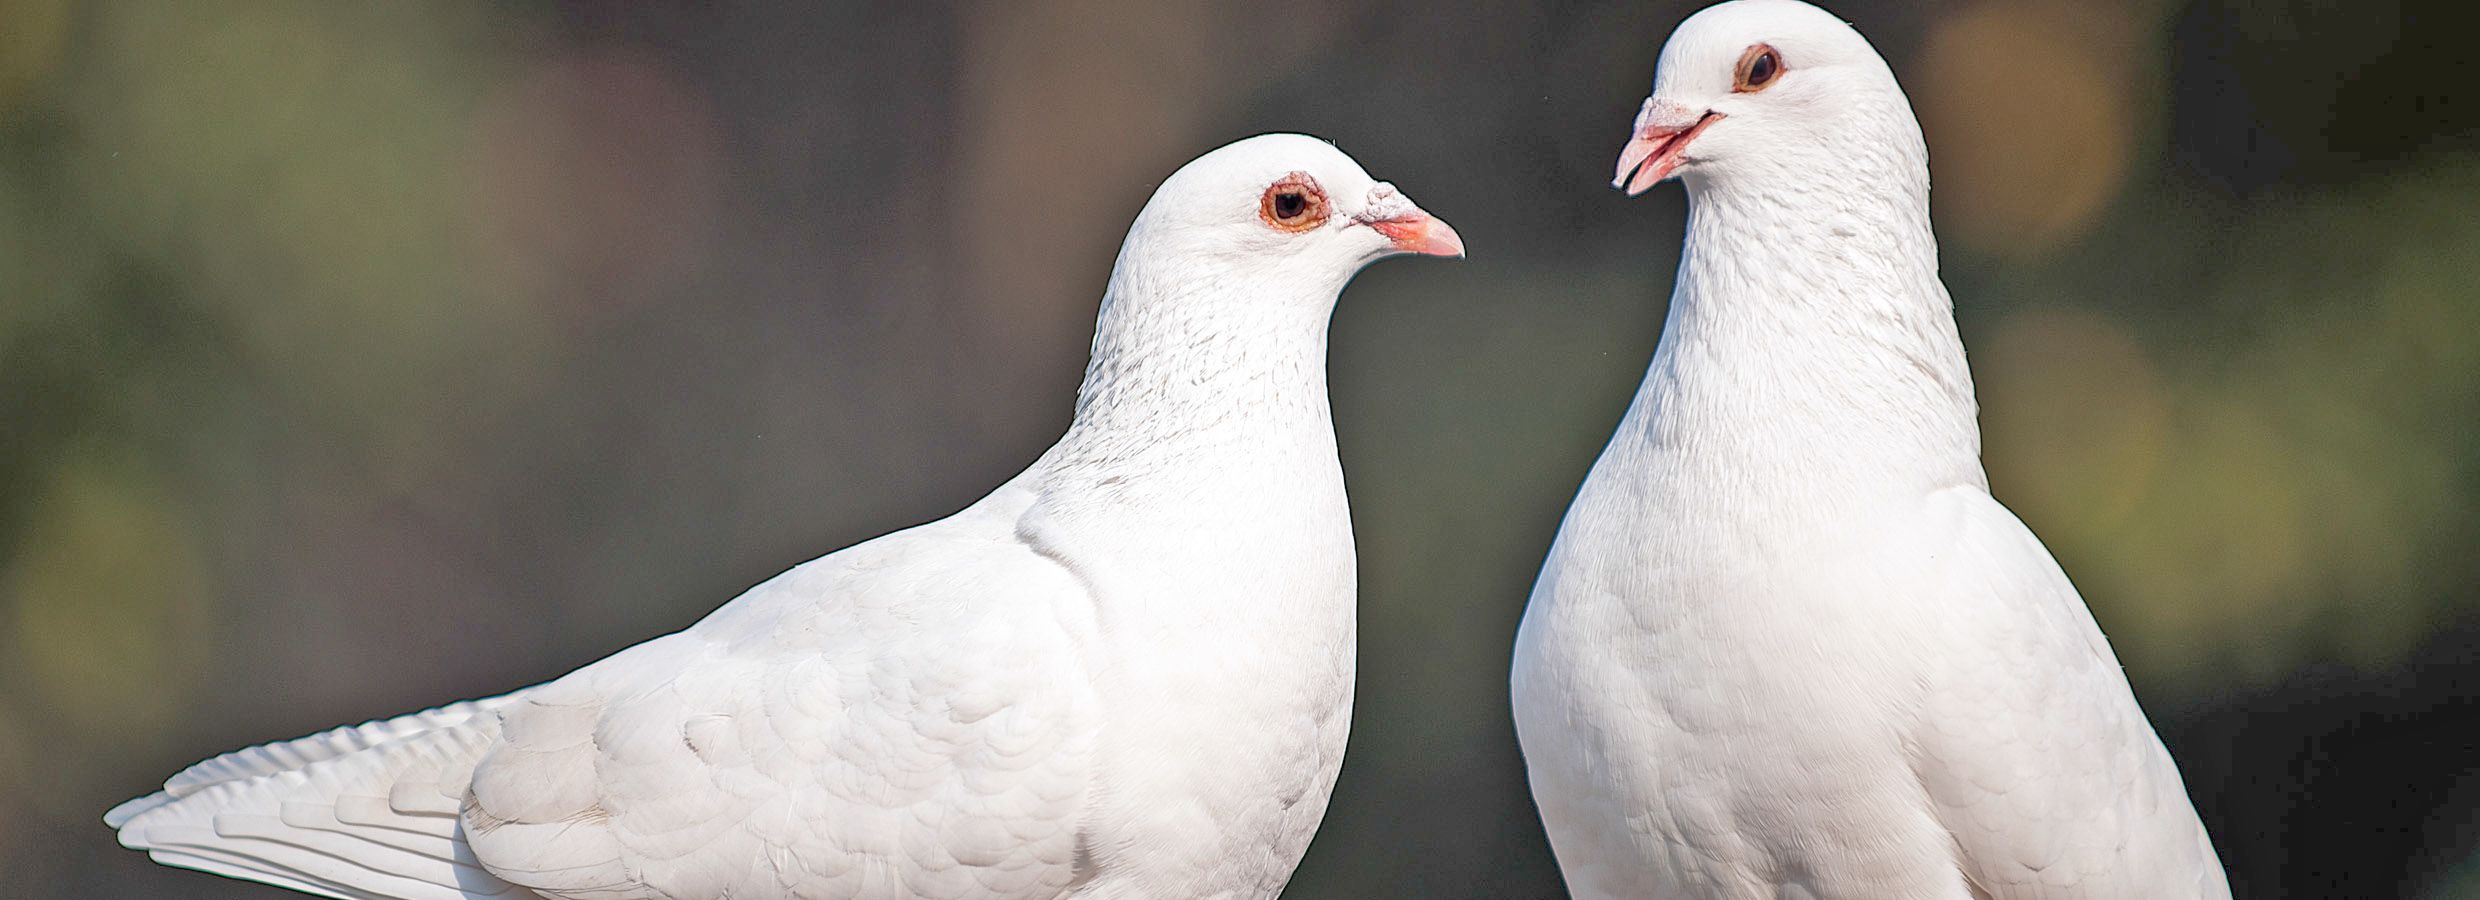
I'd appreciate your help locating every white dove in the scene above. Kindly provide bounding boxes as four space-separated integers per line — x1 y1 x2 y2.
1509 2 2229 898
108 133 1463 900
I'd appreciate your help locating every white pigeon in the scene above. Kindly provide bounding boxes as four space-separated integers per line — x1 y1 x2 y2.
108 133 1463 900
1509 2 2229 898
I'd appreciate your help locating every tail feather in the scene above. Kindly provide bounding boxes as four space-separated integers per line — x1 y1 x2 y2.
109 697 514 830
145 841 404 900
221 701 507 792
273 803 463 862
145 820 490 900
112 700 528 900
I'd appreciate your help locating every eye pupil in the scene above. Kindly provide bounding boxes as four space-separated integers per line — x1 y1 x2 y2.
1259 173 1328 232
1737 45 1782 91
1275 191 1306 219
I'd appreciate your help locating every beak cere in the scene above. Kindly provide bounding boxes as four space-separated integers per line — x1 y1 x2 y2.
1614 99 1720 196
1355 182 1466 258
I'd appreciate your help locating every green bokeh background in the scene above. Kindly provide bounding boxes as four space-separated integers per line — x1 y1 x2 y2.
4 1 2477 897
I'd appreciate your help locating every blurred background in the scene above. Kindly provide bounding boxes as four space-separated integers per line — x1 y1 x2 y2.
2 0 2476 896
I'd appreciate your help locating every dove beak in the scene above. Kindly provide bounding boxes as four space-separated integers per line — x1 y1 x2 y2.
1365 211 1465 258
1355 184 1465 258
1614 98 1721 196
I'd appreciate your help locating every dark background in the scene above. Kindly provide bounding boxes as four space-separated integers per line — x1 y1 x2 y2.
5 0 2478 897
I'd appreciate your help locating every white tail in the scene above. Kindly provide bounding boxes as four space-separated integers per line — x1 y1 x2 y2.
109 697 532 900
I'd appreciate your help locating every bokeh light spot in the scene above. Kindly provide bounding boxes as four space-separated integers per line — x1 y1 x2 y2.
1980 304 2170 535
0 0 68 114
5 454 213 736
467 51 726 320
1915 1 2138 257
2104 400 2311 680
70 2 554 481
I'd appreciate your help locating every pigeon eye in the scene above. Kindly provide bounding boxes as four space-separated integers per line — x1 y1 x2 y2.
1259 173 1329 232
1274 191 1307 219
1735 44 1783 92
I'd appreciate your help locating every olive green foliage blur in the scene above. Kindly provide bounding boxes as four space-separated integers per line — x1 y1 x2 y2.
4 1 2477 898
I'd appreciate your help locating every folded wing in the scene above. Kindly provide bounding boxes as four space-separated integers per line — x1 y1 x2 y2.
112 510 1104 900
109 699 524 900
1906 487 2229 900
463 523 1103 900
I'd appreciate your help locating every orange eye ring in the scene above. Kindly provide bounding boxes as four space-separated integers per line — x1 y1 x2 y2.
1734 44 1784 92
1259 172 1330 232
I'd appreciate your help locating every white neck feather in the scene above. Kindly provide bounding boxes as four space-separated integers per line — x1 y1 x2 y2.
1624 114 1985 516
1040 245 1345 505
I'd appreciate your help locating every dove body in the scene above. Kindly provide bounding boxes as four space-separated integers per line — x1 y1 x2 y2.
1511 3 2228 898
109 134 1461 900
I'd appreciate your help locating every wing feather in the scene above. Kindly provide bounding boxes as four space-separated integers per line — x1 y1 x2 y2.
464 523 1102 900
112 711 522 900
107 698 515 830
114 487 1098 900
1907 487 2229 899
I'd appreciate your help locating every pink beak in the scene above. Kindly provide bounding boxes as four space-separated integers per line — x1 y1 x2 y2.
1355 182 1466 258
1367 212 1466 258
1613 97 1719 196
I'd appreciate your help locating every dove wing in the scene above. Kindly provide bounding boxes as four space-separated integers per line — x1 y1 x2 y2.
1904 487 2229 900
464 517 1104 900
113 498 1105 900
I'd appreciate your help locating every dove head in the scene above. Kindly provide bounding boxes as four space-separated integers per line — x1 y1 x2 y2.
1114 134 1462 308
1613 0 1925 197
1067 135 1460 458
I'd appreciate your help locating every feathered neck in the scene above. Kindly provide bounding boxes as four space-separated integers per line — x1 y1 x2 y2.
1627 116 1985 504
1045 243 1342 480
1014 238 1352 572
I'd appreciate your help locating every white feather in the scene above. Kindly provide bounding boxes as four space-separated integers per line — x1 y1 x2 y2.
111 133 1455 900
1511 3 2229 897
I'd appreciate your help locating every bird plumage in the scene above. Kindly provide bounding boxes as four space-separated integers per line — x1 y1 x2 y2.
1511 2 2228 897
111 133 1459 900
